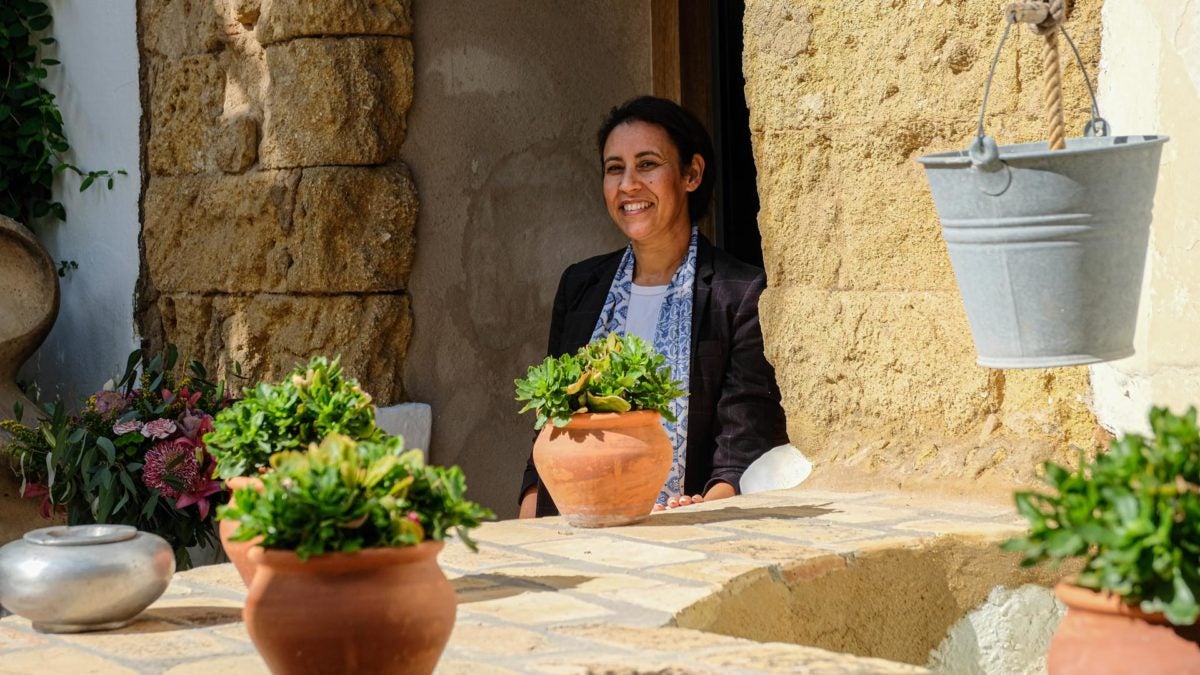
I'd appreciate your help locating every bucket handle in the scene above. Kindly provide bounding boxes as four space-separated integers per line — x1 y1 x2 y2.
972 19 1109 169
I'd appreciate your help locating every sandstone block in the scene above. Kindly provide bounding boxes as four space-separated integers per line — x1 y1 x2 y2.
156 293 412 403
144 165 416 294
289 165 417 292
147 55 226 175
261 38 413 168
215 113 259 174
140 0 224 58
144 171 298 294
256 0 412 46
757 287 989 444
742 0 1101 135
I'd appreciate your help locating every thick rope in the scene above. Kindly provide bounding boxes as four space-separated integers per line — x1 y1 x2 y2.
1005 0 1068 149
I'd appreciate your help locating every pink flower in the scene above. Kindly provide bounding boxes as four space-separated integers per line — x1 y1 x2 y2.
94 390 128 416
113 419 144 435
20 482 55 519
162 387 202 408
141 418 177 439
142 438 200 499
178 411 213 441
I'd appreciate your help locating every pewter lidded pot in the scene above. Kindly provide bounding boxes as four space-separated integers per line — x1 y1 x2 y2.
0 524 174 632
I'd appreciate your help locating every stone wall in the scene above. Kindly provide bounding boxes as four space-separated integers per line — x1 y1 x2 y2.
743 0 1106 498
1091 0 1200 435
137 0 417 401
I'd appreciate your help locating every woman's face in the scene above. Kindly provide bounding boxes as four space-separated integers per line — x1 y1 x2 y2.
602 121 703 246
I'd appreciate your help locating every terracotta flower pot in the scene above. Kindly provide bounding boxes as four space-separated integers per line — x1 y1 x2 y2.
1049 582 1200 674
533 410 672 527
218 476 263 586
244 541 455 675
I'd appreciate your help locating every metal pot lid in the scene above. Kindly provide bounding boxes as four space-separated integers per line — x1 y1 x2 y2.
23 524 138 546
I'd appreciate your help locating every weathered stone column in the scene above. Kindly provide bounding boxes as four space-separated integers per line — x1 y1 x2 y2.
137 0 417 401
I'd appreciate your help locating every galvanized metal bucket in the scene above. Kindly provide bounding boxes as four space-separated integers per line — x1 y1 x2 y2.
918 19 1169 368
919 135 1167 368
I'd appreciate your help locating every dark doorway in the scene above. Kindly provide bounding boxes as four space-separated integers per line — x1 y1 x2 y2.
669 0 763 268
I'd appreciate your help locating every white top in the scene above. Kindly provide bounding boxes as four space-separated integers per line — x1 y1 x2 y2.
626 283 669 345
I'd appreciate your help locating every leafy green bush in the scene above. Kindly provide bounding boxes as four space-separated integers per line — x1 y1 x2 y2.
220 434 493 560
1003 406 1200 626
515 333 684 430
203 357 382 479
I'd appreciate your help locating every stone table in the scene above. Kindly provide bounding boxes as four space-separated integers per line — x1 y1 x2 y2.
0 487 1060 674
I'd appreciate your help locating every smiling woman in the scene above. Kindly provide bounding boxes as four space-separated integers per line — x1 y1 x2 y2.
518 95 788 519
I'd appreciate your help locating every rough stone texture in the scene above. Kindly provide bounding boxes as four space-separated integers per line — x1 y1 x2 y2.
256 0 413 46
261 37 413 168
139 1 418 403
0 488 1065 673
143 165 416 294
139 0 225 58
146 55 228 176
155 293 411 403
744 0 1105 497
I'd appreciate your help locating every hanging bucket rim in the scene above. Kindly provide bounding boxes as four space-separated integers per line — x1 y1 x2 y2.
918 134 1169 168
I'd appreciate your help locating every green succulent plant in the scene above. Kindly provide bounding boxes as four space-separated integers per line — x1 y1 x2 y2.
220 434 493 560
515 333 685 430
1002 406 1200 626
203 356 382 479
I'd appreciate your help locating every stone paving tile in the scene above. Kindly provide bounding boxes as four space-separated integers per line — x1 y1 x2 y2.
171 563 243 592
163 654 268 674
892 519 1024 537
445 621 552 657
691 537 833 566
606 523 733 543
527 652 707 675
874 494 1016 519
523 536 707 569
817 505 918 524
59 619 243 661
440 544 543 572
0 646 140 674
653 558 768 585
142 597 243 628
552 624 747 652
695 643 928 674
0 622 48 651
713 519 888 545
435 658 524 674
463 590 613 625
470 521 574 546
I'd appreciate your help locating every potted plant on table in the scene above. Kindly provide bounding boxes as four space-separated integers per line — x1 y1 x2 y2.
220 433 491 675
203 356 384 585
0 347 230 568
1003 406 1200 674
515 333 684 527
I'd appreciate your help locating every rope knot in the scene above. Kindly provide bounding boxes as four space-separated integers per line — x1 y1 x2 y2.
1005 0 1066 36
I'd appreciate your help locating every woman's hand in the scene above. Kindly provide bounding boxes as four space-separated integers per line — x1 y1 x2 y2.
652 481 736 511
518 486 538 519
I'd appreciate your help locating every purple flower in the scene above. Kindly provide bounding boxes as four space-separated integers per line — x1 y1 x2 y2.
113 419 144 435
141 418 177 439
142 438 200 499
94 390 128 416
179 412 213 441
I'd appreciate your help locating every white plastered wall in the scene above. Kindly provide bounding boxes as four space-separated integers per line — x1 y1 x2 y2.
1091 1 1200 434
19 0 141 402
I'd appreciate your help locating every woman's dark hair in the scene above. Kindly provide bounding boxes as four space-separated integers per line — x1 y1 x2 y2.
596 96 716 222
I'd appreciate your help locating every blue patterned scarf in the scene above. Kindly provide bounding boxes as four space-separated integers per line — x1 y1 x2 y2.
591 227 697 505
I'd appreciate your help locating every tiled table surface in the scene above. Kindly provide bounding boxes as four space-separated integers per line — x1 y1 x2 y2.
0 488 1028 674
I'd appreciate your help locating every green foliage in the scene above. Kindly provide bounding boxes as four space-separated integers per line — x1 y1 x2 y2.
515 333 685 430
1003 406 1200 626
220 434 493 560
0 347 231 569
0 1 126 225
204 356 383 479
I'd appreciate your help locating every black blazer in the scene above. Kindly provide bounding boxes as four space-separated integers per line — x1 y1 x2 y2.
520 234 789 516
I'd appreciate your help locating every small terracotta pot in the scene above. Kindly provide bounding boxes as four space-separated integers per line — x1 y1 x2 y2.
533 410 672 527
218 476 263 586
1049 582 1200 674
244 542 455 675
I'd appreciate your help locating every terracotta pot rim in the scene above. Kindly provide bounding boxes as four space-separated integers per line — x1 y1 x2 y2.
224 476 264 491
248 540 445 570
1054 581 1172 625
554 410 663 429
